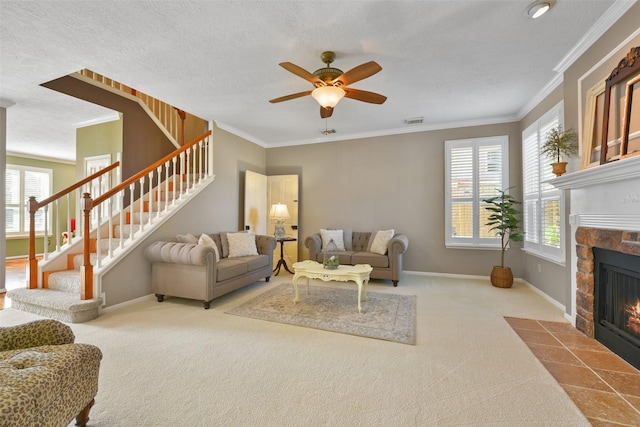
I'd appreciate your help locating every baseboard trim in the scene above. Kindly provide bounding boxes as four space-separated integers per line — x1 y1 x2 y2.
404 270 567 314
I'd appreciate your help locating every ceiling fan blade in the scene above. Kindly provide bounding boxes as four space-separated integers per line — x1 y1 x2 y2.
343 88 387 104
332 61 382 86
320 106 334 118
269 90 313 103
279 62 325 86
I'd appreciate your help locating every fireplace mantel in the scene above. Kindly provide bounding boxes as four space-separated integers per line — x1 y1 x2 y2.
551 155 640 190
550 156 640 232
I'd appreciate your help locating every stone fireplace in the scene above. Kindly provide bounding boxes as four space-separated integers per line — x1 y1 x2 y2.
553 155 640 368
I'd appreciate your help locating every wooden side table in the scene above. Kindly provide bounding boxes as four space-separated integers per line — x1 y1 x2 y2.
273 237 297 275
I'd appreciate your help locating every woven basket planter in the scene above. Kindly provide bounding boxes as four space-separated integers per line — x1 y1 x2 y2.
490 266 513 288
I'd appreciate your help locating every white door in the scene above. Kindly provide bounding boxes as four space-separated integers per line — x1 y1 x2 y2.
268 175 299 267
244 170 268 234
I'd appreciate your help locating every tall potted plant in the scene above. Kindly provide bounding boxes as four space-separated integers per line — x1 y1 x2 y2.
483 187 524 288
541 126 578 177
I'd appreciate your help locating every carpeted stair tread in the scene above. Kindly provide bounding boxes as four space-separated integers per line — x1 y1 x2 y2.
7 288 102 323
47 270 81 293
73 253 100 270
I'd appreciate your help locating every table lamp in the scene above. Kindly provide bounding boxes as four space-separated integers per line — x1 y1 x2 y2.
269 203 290 239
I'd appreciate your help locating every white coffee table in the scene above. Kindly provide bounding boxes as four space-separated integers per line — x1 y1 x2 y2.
292 260 373 313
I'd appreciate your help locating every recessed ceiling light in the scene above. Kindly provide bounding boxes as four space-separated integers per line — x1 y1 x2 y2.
527 1 551 19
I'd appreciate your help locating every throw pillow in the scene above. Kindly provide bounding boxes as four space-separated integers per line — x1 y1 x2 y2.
198 234 220 262
369 229 395 255
320 229 345 252
343 228 352 251
227 232 259 258
219 231 244 258
177 233 199 244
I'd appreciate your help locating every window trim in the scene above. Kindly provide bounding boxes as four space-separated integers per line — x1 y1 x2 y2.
445 135 509 249
5 164 53 237
521 101 566 265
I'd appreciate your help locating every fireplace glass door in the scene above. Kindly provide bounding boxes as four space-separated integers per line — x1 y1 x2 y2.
594 247 640 370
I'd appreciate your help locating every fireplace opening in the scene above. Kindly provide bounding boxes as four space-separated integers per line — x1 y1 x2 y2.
594 247 640 370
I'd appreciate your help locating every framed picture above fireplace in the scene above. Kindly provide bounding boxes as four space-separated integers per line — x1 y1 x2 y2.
600 46 640 164
581 78 605 169
621 73 640 159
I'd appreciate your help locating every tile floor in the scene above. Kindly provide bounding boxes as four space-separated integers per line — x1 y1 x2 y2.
506 317 640 426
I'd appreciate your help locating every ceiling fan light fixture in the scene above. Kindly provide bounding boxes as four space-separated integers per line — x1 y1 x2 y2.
527 1 550 18
311 85 345 108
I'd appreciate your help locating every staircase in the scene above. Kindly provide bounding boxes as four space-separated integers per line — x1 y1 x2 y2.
8 131 213 322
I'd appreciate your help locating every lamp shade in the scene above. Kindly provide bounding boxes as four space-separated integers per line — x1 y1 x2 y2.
269 203 290 219
311 86 345 108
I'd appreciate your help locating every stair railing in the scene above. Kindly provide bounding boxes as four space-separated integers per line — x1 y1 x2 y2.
27 161 120 288
79 130 213 299
77 69 191 146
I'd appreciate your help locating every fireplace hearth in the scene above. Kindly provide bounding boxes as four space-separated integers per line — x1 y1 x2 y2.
593 247 640 370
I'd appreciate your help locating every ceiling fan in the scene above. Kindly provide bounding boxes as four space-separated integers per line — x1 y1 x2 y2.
269 51 387 118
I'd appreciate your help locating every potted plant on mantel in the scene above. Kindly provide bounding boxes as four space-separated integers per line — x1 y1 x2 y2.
483 187 524 288
541 126 578 177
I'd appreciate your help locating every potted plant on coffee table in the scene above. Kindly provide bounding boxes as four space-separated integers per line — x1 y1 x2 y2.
483 187 524 288
541 125 578 177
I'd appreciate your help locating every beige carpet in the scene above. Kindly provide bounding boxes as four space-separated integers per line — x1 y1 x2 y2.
0 274 589 426
226 283 416 344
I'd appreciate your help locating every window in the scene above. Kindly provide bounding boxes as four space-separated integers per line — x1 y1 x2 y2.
5 165 52 236
522 102 565 263
445 136 509 248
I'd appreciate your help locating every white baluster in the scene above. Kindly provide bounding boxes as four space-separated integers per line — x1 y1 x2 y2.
139 177 145 233
148 171 154 226
129 183 135 242
43 205 49 260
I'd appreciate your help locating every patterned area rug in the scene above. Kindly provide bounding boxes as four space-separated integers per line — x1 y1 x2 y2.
226 283 416 345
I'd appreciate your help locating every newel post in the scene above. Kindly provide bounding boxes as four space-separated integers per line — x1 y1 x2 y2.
81 193 94 300
27 196 39 288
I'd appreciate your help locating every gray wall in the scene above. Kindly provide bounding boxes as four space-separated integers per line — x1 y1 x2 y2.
100 126 267 307
267 121 524 278
518 3 640 313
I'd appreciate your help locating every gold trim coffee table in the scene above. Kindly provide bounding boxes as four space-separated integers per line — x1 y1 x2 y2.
292 260 373 313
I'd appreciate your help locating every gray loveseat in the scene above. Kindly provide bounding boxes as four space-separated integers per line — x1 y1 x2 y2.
145 232 276 309
305 229 409 286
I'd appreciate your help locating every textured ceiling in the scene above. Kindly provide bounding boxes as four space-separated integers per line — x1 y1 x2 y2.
0 0 631 162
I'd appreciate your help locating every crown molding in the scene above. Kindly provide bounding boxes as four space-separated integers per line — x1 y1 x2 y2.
553 0 637 73
516 73 564 120
266 115 519 148
7 151 76 164
73 112 121 128
214 120 267 148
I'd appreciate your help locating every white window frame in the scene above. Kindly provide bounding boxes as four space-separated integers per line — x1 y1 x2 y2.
445 135 509 249
5 164 53 237
522 101 566 264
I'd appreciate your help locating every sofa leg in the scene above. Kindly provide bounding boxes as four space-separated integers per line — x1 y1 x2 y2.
203 301 211 309
155 294 164 302
392 280 398 287
265 276 271 282
75 398 94 427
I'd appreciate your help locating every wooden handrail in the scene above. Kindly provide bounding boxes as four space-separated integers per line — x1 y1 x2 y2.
28 161 120 288
37 162 119 208
93 130 211 206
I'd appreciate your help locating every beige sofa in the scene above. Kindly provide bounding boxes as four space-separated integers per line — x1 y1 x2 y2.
0 319 102 427
305 229 409 286
145 232 276 309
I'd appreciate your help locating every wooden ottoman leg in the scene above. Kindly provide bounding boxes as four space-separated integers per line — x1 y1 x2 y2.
75 398 95 427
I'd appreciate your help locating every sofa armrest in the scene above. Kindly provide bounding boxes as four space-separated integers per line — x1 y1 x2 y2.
389 234 409 256
256 235 276 256
145 241 216 266
0 320 75 351
305 234 322 260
